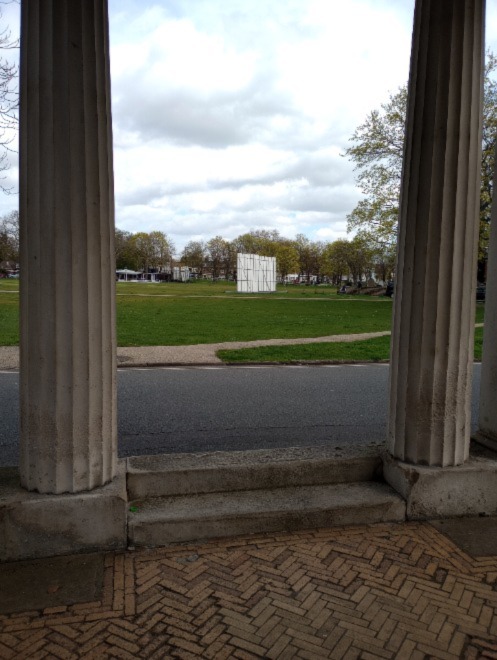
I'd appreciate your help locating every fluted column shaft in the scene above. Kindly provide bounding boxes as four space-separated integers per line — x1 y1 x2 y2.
19 0 117 493
388 0 484 467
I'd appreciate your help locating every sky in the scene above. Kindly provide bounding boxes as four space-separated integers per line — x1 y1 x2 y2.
1 1 497 256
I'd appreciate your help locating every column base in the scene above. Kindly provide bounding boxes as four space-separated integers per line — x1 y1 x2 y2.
383 451 497 520
0 461 127 562
472 430 497 454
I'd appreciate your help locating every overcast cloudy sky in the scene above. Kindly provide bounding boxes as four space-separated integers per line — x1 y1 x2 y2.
1 1 497 255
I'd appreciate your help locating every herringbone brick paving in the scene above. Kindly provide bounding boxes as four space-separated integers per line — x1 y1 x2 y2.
1 522 497 658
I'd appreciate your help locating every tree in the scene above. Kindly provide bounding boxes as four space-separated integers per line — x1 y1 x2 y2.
294 234 323 281
345 236 375 284
0 3 18 192
479 52 497 272
321 239 350 284
344 87 405 245
181 240 206 275
369 234 397 284
0 208 17 262
233 229 281 256
130 233 154 273
115 229 174 272
273 240 299 281
115 229 140 270
344 53 497 273
148 231 174 270
206 236 232 278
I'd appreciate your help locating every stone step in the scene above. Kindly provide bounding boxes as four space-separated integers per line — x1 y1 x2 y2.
128 481 405 546
126 444 383 499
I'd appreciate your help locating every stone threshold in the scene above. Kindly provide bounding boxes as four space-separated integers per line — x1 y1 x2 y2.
1 441 497 562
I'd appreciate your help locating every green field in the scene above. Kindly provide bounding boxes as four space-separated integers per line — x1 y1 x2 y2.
116 280 344 298
0 281 486 361
117 297 393 347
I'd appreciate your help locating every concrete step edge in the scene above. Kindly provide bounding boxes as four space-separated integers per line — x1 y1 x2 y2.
128 482 406 546
127 445 383 499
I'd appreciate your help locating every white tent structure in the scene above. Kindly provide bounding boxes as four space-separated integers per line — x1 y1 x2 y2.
237 253 276 293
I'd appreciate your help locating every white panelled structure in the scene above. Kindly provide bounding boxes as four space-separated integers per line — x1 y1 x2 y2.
237 254 276 293
173 266 190 282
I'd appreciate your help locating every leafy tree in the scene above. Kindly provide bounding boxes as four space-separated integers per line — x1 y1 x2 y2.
130 233 154 273
0 208 17 262
321 239 350 284
181 240 206 275
344 87 406 245
120 230 174 273
206 236 232 278
148 230 174 270
294 234 323 281
345 236 375 284
233 229 281 256
364 232 397 284
293 233 312 280
273 240 299 281
115 229 140 270
344 53 497 275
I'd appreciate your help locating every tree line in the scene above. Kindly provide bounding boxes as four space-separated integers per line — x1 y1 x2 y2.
2 214 394 284
116 227 396 284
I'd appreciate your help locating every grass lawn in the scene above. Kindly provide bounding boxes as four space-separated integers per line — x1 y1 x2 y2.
0 280 393 347
116 295 393 346
218 326 485 363
0 291 19 345
116 280 346 298
0 279 486 355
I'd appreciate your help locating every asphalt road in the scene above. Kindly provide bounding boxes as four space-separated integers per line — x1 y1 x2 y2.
0 364 482 466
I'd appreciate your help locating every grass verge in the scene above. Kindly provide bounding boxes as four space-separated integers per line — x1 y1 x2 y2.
217 327 485 363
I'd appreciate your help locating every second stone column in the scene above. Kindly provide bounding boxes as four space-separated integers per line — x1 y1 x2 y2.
388 0 484 468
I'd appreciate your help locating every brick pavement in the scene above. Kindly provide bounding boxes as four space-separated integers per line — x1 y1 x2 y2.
1 522 497 659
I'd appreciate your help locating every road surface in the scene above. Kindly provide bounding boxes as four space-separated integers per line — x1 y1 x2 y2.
0 364 482 466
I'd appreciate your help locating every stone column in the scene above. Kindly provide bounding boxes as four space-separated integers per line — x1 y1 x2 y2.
19 0 117 493
475 145 497 451
388 0 484 467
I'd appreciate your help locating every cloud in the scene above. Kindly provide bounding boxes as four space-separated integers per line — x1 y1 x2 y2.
107 0 421 253
6 0 497 256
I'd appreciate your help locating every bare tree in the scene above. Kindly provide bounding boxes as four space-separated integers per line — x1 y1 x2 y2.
0 2 18 193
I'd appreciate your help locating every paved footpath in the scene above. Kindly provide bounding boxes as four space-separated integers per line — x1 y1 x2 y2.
1 326 484 369
0 332 392 370
1 521 497 659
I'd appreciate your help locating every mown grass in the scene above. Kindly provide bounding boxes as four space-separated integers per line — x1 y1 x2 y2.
0 279 486 353
116 296 393 346
0 291 19 345
218 326 485 363
115 280 390 299
0 284 391 347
